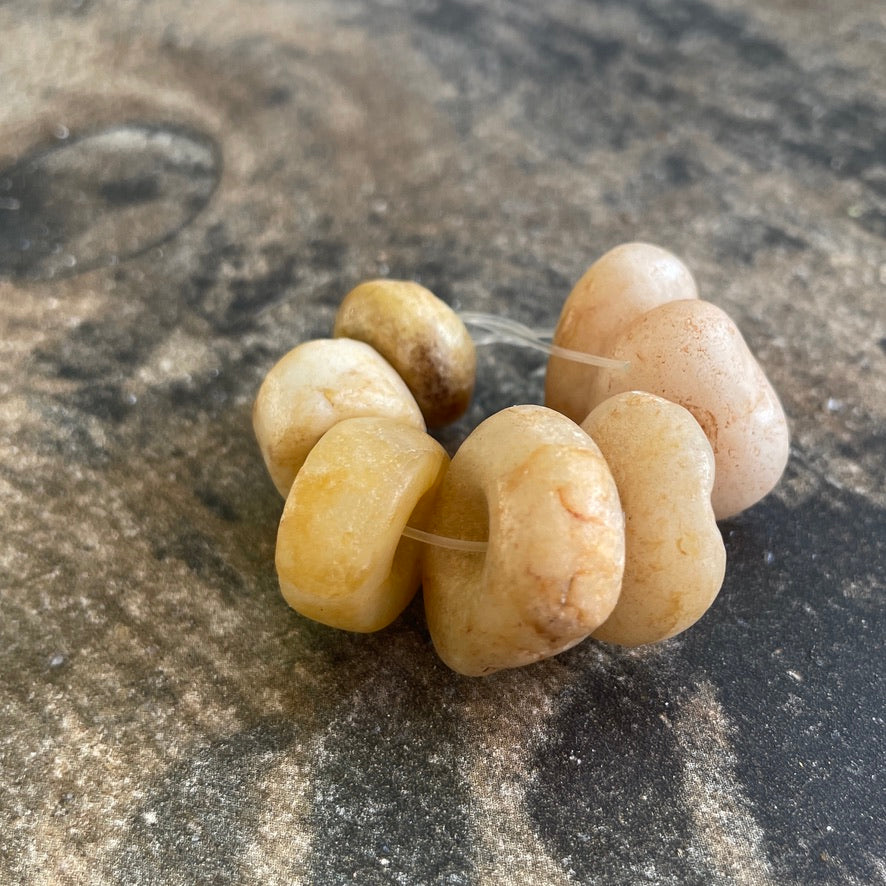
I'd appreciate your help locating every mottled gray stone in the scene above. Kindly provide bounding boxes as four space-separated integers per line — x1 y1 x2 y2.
0 1 883 884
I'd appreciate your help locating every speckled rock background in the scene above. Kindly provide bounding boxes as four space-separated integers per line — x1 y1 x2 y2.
1 1 883 884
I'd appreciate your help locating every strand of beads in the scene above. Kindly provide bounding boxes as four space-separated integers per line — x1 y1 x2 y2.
253 242 789 676
545 242 789 519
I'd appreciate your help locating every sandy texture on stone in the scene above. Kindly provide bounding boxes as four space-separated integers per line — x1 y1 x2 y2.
1 1 883 883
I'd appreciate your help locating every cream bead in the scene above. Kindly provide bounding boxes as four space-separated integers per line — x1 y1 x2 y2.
276 417 448 632
253 338 424 497
582 392 726 646
545 243 698 423
588 300 790 520
423 405 625 676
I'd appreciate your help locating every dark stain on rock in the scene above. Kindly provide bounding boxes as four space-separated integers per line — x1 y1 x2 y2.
98 174 161 207
34 319 154 380
715 216 808 265
26 398 113 469
761 224 807 251
308 675 474 885
224 256 300 330
152 523 245 596
0 122 221 281
184 224 303 335
833 427 886 491
663 153 693 186
308 237 348 269
607 0 787 67
853 208 886 239
679 453 886 885
415 0 481 36
527 661 703 885
533 24 623 78
623 69 679 105
149 350 269 424
111 722 300 885
394 0 886 211
263 85 293 107
195 484 241 523
68 381 134 424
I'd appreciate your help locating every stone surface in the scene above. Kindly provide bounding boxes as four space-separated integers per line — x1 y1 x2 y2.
0 1 883 884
